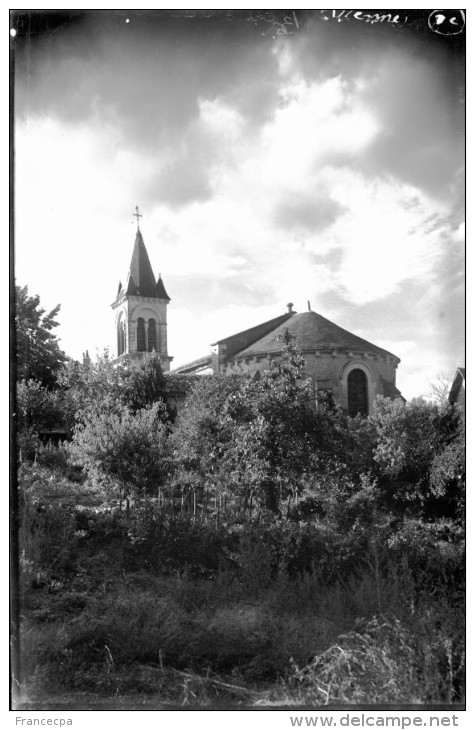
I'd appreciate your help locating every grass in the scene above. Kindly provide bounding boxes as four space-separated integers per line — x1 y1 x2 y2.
14 463 465 708
16 564 464 707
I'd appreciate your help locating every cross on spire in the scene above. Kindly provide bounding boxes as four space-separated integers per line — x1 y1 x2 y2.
133 205 143 230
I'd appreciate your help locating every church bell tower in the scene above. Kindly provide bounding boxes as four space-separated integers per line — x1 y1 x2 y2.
111 207 173 371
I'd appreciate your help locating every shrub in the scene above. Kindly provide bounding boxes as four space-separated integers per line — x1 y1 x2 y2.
283 611 464 704
19 501 79 588
385 518 465 590
58 350 169 420
68 401 171 501
370 397 465 518
35 441 70 471
17 427 42 462
126 510 231 577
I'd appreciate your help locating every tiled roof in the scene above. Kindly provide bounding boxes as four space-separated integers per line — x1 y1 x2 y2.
449 366 466 404
213 312 295 361
231 311 400 362
114 229 170 301
381 380 405 401
171 355 213 374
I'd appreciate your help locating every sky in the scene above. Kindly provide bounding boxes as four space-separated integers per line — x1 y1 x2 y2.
12 8 465 400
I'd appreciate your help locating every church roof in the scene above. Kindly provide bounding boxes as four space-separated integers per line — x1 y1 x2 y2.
448 366 465 405
172 354 213 374
212 312 295 361
227 310 400 362
381 380 406 401
114 229 170 302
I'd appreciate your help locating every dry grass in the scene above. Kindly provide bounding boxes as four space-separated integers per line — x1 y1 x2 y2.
17 564 464 706
15 463 464 707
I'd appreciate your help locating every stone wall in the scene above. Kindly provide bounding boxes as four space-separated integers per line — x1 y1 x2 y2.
220 349 399 415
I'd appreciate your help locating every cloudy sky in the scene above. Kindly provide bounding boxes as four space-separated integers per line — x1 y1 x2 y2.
13 9 465 399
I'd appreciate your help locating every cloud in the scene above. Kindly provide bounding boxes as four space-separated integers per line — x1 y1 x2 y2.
13 11 464 401
14 14 280 146
359 53 465 198
275 193 345 232
274 17 464 201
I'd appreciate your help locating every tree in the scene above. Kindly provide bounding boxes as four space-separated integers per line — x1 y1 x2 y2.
123 352 168 412
170 372 247 516
426 371 453 408
68 400 171 505
15 285 66 388
172 331 322 517
370 395 464 516
225 331 319 513
58 350 168 422
16 379 65 433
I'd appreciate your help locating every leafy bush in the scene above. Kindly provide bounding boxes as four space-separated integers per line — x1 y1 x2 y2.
20 501 79 587
370 397 465 517
69 401 171 501
58 350 169 420
127 510 231 577
17 379 65 432
385 518 464 590
172 333 324 516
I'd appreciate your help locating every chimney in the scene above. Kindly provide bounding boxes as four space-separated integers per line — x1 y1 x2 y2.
286 302 295 314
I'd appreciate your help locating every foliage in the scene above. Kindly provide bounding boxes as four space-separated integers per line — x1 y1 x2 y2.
58 351 168 421
17 427 42 462
371 396 437 482
17 379 60 432
429 422 465 516
19 468 80 590
127 509 231 577
68 401 171 500
16 327 465 706
370 396 465 516
124 352 168 412
173 331 323 515
170 372 243 479
19 559 464 704
284 613 464 705
15 285 66 388
17 444 464 706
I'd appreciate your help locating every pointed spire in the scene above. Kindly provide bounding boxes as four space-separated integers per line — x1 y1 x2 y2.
156 273 170 300
126 228 158 297
113 211 171 303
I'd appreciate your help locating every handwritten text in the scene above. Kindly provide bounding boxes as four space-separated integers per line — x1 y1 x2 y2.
320 10 408 25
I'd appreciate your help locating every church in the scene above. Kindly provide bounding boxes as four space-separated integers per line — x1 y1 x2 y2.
112 216 404 417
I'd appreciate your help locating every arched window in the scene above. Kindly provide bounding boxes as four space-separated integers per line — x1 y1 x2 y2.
148 318 157 352
158 323 163 353
137 318 146 352
348 368 368 417
117 316 126 356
